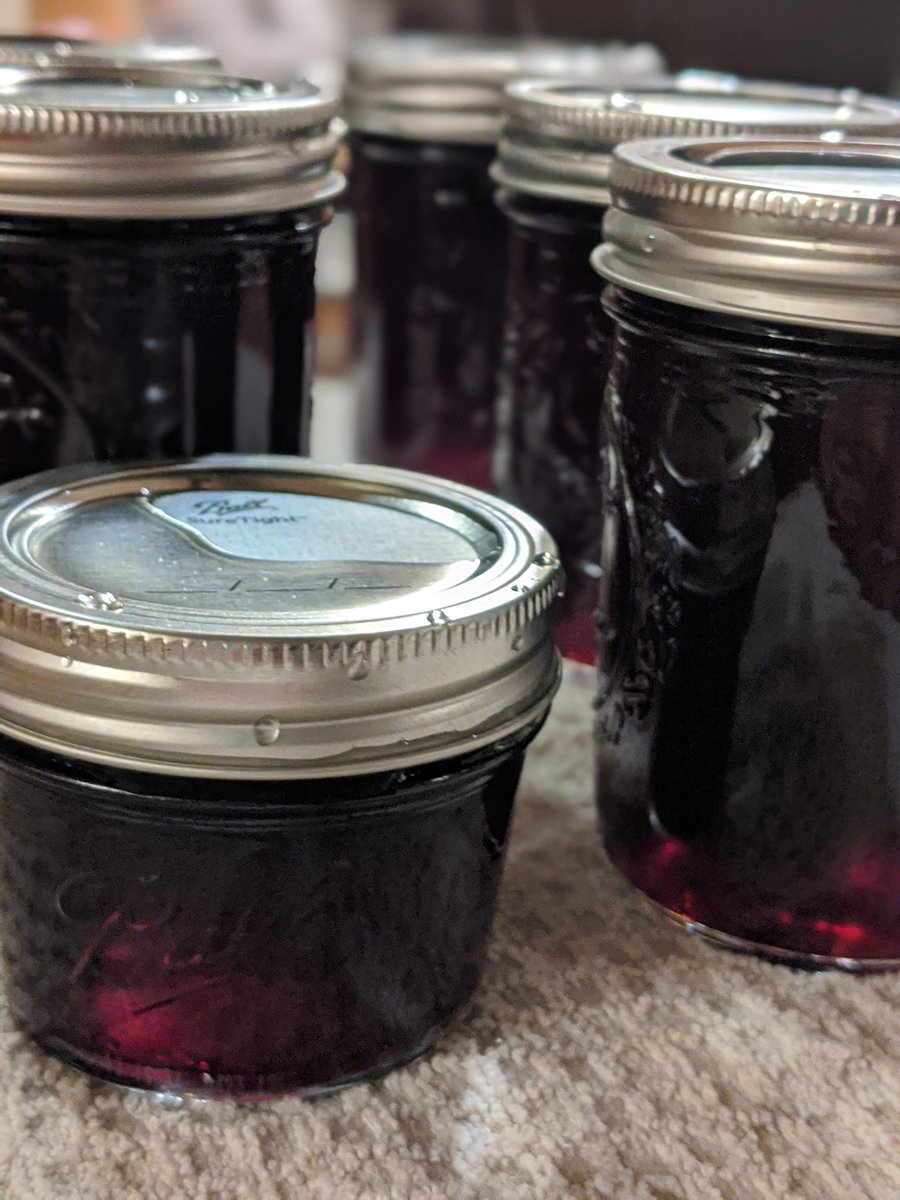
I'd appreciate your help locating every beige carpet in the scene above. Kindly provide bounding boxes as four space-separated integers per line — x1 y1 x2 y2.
0 664 897 1200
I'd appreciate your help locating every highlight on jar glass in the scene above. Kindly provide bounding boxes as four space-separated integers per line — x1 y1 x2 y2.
491 80 900 665
0 67 343 485
344 33 664 491
0 455 562 1099
593 137 900 970
0 35 220 70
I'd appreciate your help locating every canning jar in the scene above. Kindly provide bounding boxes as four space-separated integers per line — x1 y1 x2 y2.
345 34 664 490
594 138 900 970
0 35 219 69
0 455 562 1098
0 68 343 484
492 82 900 663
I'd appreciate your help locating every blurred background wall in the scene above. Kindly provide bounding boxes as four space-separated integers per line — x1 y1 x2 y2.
0 0 896 93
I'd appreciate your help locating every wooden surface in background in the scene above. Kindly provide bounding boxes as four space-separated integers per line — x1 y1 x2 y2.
31 0 142 38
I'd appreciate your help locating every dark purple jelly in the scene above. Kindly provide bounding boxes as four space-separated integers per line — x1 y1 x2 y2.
494 192 612 664
0 208 327 484
0 731 532 1099
351 133 507 491
596 289 900 967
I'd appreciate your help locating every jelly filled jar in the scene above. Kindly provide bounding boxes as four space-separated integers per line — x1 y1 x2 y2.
594 138 900 970
491 82 900 664
0 455 562 1098
345 34 663 490
0 67 343 484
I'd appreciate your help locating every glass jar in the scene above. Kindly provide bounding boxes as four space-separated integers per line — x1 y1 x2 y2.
345 34 665 490
492 82 900 664
0 68 343 484
593 138 900 970
0 455 562 1098
0 35 220 69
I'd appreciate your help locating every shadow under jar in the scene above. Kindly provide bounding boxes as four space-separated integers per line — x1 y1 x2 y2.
491 80 900 664
593 137 900 971
345 34 664 490
0 68 343 484
0 455 562 1099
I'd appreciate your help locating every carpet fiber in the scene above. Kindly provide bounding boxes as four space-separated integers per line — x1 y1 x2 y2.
1 664 897 1200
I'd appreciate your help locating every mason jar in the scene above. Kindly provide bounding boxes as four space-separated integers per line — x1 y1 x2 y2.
491 82 900 664
344 34 664 490
593 137 900 970
0 68 343 484
0 455 561 1099
0 35 220 69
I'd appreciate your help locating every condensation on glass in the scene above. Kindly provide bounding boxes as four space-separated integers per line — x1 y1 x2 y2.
0 68 343 484
0 455 562 1099
344 34 664 491
593 138 900 970
491 80 900 664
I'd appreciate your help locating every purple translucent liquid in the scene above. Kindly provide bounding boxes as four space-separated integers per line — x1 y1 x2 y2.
0 737 529 1097
0 209 326 484
597 292 900 967
494 194 612 664
351 133 507 491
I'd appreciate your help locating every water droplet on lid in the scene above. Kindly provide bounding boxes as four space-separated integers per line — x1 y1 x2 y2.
427 610 449 626
641 234 657 254
77 591 123 613
60 626 77 647
253 716 281 747
533 551 559 569
139 487 151 498
61 657 73 669
173 89 189 104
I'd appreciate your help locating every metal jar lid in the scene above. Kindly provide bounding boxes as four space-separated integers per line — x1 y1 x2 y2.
493 79 900 206
0 66 343 219
0 456 563 780
0 35 220 70
593 138 900 337
344 34 665 145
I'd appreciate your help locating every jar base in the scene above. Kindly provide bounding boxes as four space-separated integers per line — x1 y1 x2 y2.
32 1028 443 1103
638 891 900 974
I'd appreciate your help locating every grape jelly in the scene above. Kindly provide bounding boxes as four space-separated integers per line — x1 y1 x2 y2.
345 34 664 489
0 68 343 483
594 138 900 969
491 80 900 664
0 455 562 1096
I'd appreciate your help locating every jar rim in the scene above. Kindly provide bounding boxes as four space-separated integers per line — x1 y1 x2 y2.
492 77 900 207
0 456 563 779
594 136 900 336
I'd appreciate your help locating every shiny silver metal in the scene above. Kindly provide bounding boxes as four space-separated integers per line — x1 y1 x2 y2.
344 33 665 144
493 80 900 206
0 67 343 219
0 35 220 70
0 456 563 779
594 137 900 336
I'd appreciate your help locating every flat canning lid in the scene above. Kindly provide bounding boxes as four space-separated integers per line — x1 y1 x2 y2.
593 136 900 337
492 79 900 206
0 66 344 219
0 456 563 780
344 33 665 145
0 35 220 70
